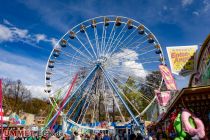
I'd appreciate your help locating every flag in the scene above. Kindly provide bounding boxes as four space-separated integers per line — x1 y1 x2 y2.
159 65 177 90
155 90 171 106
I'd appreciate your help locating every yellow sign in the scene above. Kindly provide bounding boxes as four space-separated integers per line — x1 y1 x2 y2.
167 45 198 76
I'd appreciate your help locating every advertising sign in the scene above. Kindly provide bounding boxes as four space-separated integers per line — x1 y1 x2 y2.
159 65 177 90
166 45 198 76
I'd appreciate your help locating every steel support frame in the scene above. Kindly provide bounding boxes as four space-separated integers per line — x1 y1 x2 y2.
101 66 145 136
45 65 99 128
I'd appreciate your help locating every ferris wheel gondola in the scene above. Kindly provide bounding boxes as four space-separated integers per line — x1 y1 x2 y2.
44 16 166 135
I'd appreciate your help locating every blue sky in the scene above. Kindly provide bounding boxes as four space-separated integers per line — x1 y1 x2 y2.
0 0 209 98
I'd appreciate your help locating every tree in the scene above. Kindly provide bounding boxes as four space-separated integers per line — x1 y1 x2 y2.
139 71 167 99
2 79 31 115
119 76 148 120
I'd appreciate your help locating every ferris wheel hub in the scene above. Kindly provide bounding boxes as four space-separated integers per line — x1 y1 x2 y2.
94 56 107 66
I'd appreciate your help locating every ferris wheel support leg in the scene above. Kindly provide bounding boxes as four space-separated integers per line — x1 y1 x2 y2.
72 95 88 121
44 65 99 129
66 91 84 116
101 66 145 136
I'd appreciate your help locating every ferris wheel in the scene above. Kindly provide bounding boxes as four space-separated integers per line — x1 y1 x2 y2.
44 16 165 135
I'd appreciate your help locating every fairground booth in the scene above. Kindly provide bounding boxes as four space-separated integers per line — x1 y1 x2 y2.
157 35 210 139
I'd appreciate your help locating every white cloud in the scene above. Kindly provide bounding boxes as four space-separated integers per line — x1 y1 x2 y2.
107 49 148 79
35 34 47 42
203 0 210 12
182 0 193 7
0 20 57 47
11 27 28 38
193 11 200 16
0 61 43 85
26 85 47 98
3 19 14 26
50 38 58 47
0 24 13 41
0 49 47 98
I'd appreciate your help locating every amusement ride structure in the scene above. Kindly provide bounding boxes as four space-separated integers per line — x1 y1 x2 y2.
44 16 166 136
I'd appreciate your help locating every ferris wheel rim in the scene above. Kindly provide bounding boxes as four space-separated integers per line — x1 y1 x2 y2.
44 15 166 130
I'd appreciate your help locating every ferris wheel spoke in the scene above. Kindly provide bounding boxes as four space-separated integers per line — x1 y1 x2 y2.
109 24 126 47
107 70 158 91
91 102 96 123
54 62 93 69
106 24 127 55
102 68 141 117
125 41 154 53
105 55 160 68
122 34 147 50
76 74 99 123
103 23 116 55
109 28 137 56
66 42 93 62
93 27 101 57
105 74 147 116
110 47 157 62
69 94 87 119
107 69 158 89
106 66 165 82
105 64 156 72
68 71 98 118
50 71 91 84
100 22 106 56
55 58 94 68
106 70 152 102
102 29 107 56
61 50 94 66
120 28 139 47
75 36 95 59
123 39 148 52
106 30 117 55
76 93 91 123
46 16 166 129
109 29 139 55
109 34 147 57
84 31 98 59
49 80 72 98
103 73 126 122
101 74 111 122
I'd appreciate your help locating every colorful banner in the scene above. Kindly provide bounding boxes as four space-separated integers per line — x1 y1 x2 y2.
166 45 198 76
159 65 177 90
155 90 171 106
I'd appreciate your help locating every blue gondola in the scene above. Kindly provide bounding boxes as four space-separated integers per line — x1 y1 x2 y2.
53 52 59 57
148 38 154 43
115 17 121 26
138 30 144 35
104 17 110 26
91 20 97 28
80 25 85 33
127 20 133 29
48 64 54 68
69 31 75 39
155 50 161 54
60 39 67 47
148 34 154 43
46 76 50 80
138 25 144 34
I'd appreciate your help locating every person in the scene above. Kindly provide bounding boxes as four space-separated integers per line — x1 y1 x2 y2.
130 133 136 140
49 135 59 140
102 133 110 140
136 133 143 140
74 131 81 140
